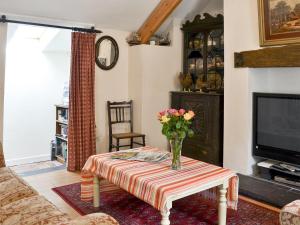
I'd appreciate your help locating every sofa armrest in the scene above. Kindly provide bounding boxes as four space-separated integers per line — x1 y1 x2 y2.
63 213 119 225
280 200 300 225
0 142 5 168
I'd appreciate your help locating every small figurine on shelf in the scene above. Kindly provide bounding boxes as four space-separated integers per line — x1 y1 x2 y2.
158 33 171 46
62 81 69 105
126 32 141 46
196 75 208 92
179 72 193 91
149 35 160 45
193 38 202 49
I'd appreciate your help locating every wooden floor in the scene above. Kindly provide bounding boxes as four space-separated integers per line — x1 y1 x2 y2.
23 169 81 219
22 168 280 220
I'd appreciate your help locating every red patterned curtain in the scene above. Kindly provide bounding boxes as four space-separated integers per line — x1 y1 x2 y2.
68 32 96 171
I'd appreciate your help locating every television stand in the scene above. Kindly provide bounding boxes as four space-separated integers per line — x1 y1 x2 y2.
257 160 300 188
238 160 300 207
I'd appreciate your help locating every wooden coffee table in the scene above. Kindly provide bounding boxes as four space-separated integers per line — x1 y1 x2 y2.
81 147 238 225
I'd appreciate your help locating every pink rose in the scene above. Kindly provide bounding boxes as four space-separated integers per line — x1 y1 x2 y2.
157 113 162 120
188 110 195 118
178 109 185 116
159 111 166 116
167 109 178 115
167 108 174 113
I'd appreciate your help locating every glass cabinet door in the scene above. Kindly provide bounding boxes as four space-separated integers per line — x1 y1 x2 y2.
187 32 205 85
207 29 224 90
182 14 224 92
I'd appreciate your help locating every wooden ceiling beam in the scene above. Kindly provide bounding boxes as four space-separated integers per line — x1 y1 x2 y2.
137 0 182 44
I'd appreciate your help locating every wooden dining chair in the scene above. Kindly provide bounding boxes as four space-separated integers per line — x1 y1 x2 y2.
107 100 146 152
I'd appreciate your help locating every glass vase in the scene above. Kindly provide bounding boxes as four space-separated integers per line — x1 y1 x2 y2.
170 138 184 170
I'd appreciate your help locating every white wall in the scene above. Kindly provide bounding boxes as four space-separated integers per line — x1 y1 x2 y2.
94 28 130 153
223 0 300 175
3 28 70 165
128 21 182 151
0 24 7 144
189 0 223 19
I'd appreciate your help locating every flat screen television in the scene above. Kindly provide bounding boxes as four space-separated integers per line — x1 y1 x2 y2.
253 93 300 165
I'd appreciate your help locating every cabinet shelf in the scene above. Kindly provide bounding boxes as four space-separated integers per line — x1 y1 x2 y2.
187 48 202 51
56 120 68 125
56 135 68 142
55 154 65 164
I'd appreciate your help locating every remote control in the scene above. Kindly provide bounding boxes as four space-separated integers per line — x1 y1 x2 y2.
271 164 289 171
279 163 300 172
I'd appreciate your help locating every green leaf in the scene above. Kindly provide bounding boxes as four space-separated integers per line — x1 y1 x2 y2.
176 122 181 129
187 129 194 138
179 131 186 139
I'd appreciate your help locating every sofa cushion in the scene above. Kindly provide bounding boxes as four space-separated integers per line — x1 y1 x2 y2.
0 195 71 225
0 142 5 168
0 178 37 207
0 168 15 183
280 200 300 225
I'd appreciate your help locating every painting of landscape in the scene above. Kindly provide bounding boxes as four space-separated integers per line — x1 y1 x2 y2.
269 0 300 34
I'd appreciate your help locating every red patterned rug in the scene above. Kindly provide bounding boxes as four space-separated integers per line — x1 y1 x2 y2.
52 182 279 225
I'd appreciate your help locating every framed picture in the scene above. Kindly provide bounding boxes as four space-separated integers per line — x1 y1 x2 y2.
258 0 300 46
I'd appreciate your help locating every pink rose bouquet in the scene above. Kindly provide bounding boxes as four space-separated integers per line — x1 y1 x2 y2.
158 109 195 140
158 108 195 169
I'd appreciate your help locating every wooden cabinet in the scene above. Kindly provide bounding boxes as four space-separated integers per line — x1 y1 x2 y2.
171 92 223 166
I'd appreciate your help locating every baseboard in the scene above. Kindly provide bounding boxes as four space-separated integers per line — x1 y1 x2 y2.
5 154 51 166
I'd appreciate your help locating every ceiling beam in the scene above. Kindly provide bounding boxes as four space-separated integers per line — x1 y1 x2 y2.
137 0 182 44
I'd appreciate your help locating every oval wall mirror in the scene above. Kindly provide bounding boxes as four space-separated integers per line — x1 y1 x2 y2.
95 36 119 70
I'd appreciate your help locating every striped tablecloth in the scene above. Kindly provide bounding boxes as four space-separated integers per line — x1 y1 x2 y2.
81 146 238 213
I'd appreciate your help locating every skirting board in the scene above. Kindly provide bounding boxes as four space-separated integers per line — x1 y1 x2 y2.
5 154 51 166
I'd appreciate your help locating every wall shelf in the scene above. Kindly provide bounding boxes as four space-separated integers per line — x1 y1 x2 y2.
234 45 300 68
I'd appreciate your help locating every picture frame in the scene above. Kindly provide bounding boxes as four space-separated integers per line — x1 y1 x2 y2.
258 0 300 46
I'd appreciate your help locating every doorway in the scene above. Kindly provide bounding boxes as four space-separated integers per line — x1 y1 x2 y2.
3 24 71 166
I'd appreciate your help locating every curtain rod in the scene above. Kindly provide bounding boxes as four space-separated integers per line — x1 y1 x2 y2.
0 15 102 33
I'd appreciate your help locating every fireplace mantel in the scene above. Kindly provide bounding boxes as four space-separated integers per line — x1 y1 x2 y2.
234 45 300 68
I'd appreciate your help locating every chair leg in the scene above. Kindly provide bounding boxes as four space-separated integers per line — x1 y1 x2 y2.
130 138 133 149
116 139 120 151
109 137 112 152
142 136 145 146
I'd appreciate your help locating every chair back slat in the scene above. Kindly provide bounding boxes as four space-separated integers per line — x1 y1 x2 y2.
107 100 133 125
112 106 127 123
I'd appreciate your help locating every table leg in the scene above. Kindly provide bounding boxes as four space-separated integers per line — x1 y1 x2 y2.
218 181 229 225
93 175 100 207
161 210 170 225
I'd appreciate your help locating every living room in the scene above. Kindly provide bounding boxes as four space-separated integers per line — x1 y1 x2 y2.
0 0 300 224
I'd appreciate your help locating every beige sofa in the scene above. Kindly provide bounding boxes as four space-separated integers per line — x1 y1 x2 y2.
0 142 119 225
